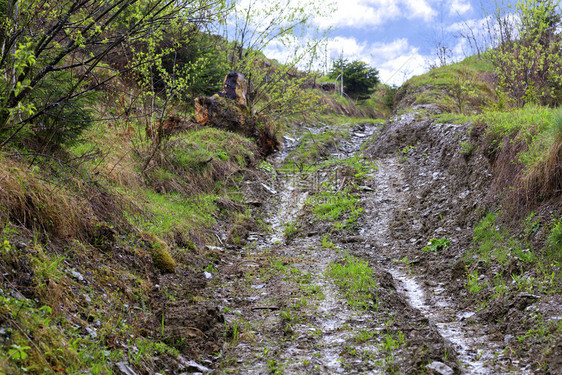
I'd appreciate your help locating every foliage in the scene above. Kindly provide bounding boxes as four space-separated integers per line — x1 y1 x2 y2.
327 252 377 309
223 0 332 119
465 211 560 299
477 105 560 181
283 220 300 240
422 237 451 254
546 220 562 263
311 191 364 230
0 0 226 150
488 0 562 106
397 55 495 112
329 58 380 100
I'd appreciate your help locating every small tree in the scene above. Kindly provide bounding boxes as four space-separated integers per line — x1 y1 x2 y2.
489 0 562 107
329 58 380 100
222 0 333 119
0 0 226 150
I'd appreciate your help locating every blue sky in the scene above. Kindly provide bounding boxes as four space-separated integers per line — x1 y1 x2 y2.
260 0 519 86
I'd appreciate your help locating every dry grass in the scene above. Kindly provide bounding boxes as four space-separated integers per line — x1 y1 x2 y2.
0 156 93 239
521 140 562 203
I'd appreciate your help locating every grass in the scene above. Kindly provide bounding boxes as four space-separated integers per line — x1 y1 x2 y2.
422 237 451 254
309 190 364 230
398 55 495 112
327 252 377 309
283 220 300 240
464 211 561 301
354 328 376 343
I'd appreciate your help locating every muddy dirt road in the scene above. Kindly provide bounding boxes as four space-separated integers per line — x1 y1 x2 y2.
215 114 534 374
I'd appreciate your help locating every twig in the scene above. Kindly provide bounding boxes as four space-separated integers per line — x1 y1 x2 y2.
183 326 207 337
234 260 262 273
336 177 347 193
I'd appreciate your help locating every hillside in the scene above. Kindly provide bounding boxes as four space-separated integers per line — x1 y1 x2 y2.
0 12 562 375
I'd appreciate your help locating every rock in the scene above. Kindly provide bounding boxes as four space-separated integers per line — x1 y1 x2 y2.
218 72 248 107
260 183 277 195
115 362 139 375
177 356 211 373
70 269 84 282
341 235 365 243
194 72 279 156
426 361 454 375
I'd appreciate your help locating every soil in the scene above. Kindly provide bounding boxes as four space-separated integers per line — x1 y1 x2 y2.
206 105 561 374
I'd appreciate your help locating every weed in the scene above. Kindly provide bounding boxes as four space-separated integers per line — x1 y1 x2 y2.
398 144 415 162
280 308 301 324
524 212 541 237
311 191 364 230
321 234 335 248
546 220 562 263
345 345 357 355
460 141 474 155
283 220 300 240
422 237 450 254
327 252 377 309
354 328 375 343
467 270 484 294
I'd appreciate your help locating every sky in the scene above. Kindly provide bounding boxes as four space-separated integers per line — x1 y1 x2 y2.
258 0 519 86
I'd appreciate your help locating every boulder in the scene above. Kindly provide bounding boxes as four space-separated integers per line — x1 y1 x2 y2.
218 72 248 107
194 72 278 156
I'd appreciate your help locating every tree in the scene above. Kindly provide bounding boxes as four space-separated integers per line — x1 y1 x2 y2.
487 0 562 107
0 0 226 150
329 58 380 100
221 0 333 119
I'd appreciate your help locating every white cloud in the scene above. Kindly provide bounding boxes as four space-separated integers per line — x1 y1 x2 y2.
403 0 437 22
312 0 446 29
314 0 401 29
449 0 472 16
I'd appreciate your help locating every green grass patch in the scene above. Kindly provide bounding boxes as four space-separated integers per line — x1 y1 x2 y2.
465 211 561 299
309 191 364 230
123 188 218 241
422 237 451 254
399 55 495 112
327 252 377 309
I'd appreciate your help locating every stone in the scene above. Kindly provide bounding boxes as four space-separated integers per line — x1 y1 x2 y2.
218 72 248 107
426 361 454 375
115 362 139 375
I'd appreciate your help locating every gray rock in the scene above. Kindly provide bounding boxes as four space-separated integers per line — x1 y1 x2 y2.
426 361 454 375
115 362 139 375
71 270 84 281
177 356 211 373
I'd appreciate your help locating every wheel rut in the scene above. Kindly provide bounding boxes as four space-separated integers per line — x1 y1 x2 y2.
216 118 531 374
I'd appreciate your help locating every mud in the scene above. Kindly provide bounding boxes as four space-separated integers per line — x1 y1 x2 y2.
211 106 559 374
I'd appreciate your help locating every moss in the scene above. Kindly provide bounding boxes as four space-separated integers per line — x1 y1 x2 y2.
141 233 177 273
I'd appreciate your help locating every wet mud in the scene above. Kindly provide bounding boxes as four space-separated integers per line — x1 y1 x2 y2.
214 108 552 374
